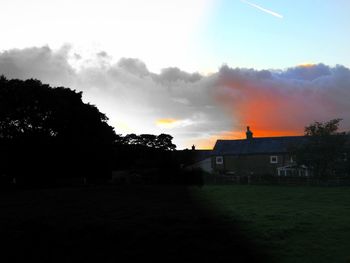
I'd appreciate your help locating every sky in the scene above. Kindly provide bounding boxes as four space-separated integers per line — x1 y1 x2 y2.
1 0 350 149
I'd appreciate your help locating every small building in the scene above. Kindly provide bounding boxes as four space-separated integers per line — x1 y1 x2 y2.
185 149 213 173
212 127 309 176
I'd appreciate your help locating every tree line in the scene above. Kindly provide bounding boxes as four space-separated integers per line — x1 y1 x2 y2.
0 76 182 186
115 133 176 151
295 118 350 178
0 76 176 150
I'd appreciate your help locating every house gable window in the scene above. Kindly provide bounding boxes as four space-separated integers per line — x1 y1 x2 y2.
216 156 224 165
270 156 278 164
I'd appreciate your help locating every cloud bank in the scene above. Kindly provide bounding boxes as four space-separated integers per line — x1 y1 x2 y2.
215 64 350 139
1 46 350 149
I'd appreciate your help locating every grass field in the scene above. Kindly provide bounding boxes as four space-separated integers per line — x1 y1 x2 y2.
1 184 349 262
0 185 268 262
190 185 350 263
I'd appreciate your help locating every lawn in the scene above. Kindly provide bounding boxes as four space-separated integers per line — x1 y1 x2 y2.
190 185 350 263
0 185 268 262
1 184 349 262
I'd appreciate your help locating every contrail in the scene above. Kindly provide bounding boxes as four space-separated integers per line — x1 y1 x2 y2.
240 0 283 19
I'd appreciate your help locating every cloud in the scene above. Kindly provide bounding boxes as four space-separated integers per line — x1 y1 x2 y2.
1 46 350 149
156 118 194 129
0 45 75 87
277 63 331 81
0 46 230 148
214 64 350 138
155 67 202 83
117 58 150 77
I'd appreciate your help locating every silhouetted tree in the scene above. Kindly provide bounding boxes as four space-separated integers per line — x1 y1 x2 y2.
139 134 157 148
0 76 116 143
118 133 176 151
296 119 348 178
155 133 176 151
304 118 342 137
122 133 140 145
0 76 116 184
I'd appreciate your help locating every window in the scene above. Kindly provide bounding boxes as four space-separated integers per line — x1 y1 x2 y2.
216 156 223 164
270 156 278 164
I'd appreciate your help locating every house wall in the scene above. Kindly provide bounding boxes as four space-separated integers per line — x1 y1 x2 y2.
187 157 213 173
213 154 293 176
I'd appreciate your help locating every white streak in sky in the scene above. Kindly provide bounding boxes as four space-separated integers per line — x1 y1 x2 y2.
240 0 283 19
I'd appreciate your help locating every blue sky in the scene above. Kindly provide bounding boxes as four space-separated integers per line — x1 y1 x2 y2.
193 0 350 71
1 0 349 73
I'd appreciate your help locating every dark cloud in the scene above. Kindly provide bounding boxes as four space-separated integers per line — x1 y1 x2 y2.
0 45 75 87
73 53 82 60
117 58 149 77
218 65 272 82
155 67 202 83
97 51 109 58
0 46 349 148
277 63 331 81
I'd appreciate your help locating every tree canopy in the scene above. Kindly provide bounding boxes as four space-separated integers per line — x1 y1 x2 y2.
304 118 343 136
117 133 176 151
0 76 116 144
296 119 348 178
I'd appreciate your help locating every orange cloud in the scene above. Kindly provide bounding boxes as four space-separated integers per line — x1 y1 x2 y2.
216 84 307 138
212 67 344 142
298 63 316 68
156 118 178 124
186 64 350 149
156 118 180 128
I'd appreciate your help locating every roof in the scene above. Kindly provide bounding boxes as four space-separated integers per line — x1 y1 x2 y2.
213 136 308 155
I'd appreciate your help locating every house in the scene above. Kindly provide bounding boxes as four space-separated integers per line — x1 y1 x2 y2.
212 127 309 176
183 127 310 176
187 126 350 177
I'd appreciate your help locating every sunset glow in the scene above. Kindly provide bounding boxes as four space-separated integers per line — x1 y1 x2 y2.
298 63 316 68
156 118 180 128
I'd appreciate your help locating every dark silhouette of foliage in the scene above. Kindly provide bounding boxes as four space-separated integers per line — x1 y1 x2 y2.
304 118 342 137
122 133 140 145
0 76 182 186
0 76 116 184
155 133 176 151
117 133 176 151
0 76 116 144
296 119 348 178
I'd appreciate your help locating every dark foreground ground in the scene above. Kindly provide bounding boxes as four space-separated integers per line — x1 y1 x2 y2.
0 185 270 263
191 185 350 263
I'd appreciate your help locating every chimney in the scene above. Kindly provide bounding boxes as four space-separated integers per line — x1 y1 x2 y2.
246 126 253 140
